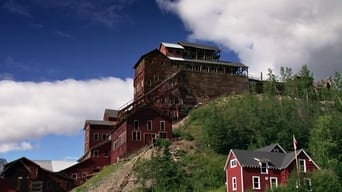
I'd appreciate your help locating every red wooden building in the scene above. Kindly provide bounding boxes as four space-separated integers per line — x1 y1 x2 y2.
224 144 319 192
59 118 116 186
59 107 173 186
1 157 74 192
131 41 249 120
110 107 172 163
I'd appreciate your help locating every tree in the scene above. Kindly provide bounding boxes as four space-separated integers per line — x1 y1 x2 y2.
311 170 342 192
134 139 191 192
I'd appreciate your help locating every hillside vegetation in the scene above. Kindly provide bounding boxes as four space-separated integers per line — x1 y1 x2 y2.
75 66 342 191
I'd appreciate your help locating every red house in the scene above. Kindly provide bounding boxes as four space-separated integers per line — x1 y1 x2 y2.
59 119 115 186
1 157 74 192
110 107 173 163
224 144 319 192
59 107 173 186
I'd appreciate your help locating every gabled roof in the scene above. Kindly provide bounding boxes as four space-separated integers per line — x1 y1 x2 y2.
224 146 320 171
255 143 287 153
3 157 76 174
231 149 291 169
133 49 167 69
104 109 119 118
33 160 77 172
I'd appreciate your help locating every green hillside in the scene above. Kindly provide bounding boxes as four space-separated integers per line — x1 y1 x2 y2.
74 67 342 192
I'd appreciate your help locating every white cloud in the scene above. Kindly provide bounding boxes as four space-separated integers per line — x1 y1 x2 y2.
0 141 33 153
0 77 133 153
157 0 342 79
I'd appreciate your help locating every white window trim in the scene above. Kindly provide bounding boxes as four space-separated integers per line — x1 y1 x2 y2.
132 131 141 141
270 177 278 189
232 177 237 191
304 177 312 191
261 162 268 174
252 176 261 190
299 159 307 173
230 159 237 168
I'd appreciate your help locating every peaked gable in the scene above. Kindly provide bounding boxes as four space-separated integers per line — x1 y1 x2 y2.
133 49 167 69
255 143 287 153
281 149 320 170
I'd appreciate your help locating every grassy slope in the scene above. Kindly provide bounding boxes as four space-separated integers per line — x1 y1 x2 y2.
73 100 228 192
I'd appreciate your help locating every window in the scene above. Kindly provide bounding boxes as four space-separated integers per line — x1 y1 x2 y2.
261 162 268 174
93 150 99 158
94 133 99 141
147 120 153 131
102 133 107 140
152 134 157 144
299 159 307 173
147 80 152 87
270 177 278 189
160 121 165 131
252 176 261 190
159 131 167 138
230 159 237 168
304 178 312 191
133 131 141 141
154 75 159 82
134 120 139 130
232 177 237 191
82 172 87 178
71 173 77 180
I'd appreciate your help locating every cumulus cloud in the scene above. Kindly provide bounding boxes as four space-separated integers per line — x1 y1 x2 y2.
157 0 342 79
0 141 33 153
0 77 133 153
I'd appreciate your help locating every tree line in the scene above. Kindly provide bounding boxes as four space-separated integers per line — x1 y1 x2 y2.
134 65 342 191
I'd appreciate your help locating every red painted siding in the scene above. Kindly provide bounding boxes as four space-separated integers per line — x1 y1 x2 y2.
226 152 243 192
242 167 282 192
111 108 172 163
85 124 113 154
225 149 319 192
110 121 128 163
89 142 111 168
60 159 97 187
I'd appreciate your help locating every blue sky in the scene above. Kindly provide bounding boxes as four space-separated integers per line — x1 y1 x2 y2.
0 0 191 162
1 0 342 162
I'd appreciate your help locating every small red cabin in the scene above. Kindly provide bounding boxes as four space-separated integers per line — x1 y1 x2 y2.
224 144 319 192
1 157 74 192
